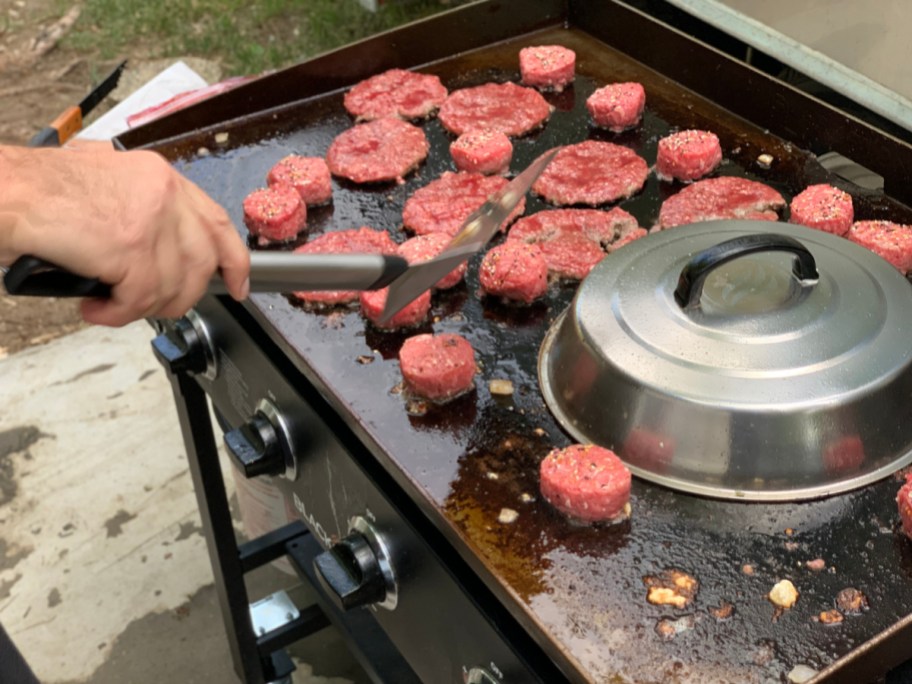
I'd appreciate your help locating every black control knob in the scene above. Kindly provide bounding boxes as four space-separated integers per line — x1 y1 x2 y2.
465 667 501 684
314 533 387 610
313 516 398 612
224 412 285 478
151 315 213 376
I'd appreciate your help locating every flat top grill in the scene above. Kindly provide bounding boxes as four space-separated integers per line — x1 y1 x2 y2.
143 12 912 684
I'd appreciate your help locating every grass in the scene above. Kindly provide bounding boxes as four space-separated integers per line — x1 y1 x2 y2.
60 0 468 76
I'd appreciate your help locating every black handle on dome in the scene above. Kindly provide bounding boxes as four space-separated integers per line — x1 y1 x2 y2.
3 255 112 298
674 233 819 310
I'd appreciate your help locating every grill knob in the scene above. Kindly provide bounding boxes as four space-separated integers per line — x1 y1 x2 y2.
465 668 501 684
151 310 215 378
223 399 296 479
313 516 397 612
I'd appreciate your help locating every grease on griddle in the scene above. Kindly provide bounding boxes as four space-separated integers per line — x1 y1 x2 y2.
752 639 778 667
643 569 699 609
835 587 869 615
709 601 735 621
806 558 826 572
815 609 844 625
480 292 550 327
655 614 697 640
404 385 478 428
363 319 433 360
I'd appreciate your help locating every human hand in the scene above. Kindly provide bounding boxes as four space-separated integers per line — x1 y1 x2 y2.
0 141 250 327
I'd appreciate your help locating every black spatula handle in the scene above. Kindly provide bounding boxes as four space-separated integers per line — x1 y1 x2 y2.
2 255 112 298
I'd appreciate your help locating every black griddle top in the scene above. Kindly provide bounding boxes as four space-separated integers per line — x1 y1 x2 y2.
147 23 912 684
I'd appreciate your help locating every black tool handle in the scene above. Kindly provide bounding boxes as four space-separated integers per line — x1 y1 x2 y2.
674 233 819 310
3 256 111 298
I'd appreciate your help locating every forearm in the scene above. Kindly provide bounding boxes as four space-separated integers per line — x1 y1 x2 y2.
0 141 249 325
0 145 33 265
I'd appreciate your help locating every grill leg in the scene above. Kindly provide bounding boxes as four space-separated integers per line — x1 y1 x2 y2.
166 369 269 684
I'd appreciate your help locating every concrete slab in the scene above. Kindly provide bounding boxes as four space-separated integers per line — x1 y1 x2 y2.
0 321 365 683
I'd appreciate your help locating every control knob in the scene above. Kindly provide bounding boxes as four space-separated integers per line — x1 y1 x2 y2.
224 399 297 480
313 516 397 612
151 309 216 378
465 668 501 684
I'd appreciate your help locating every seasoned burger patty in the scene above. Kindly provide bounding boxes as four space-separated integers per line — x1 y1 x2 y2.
438 82 552 137
898 473 912 540
398 233 466 290
326 118 429 184
479 241 549 303
586 82 646 133
399 333 477 402
267 155 333 206
402 171 526 237
532 141 649 206
450 129 513 175
540 444 632 523
507 207 645 279
655 176 786 230
519 45 576 93
847 220 912 273
360 287 431 331
291 227 398 307
789 184 854 236
655 129 722 182
242 185 307 245
343 68 448 121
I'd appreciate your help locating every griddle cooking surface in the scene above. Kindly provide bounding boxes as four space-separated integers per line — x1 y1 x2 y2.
156 26 912 684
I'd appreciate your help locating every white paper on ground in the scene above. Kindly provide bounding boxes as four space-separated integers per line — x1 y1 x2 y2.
77 61 208 142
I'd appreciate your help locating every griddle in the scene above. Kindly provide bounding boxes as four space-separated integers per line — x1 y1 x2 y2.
119 2 912 681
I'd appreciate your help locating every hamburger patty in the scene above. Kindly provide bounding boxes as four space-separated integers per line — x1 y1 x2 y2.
507 207 645 279
398 333 477 402
267 155 333 206
326 118 429 184
586 82 646 133
402 171 526 237
898 473 912 540
242 185 307 245
360 287 431 331
438 82 552 137
540 444 632 523
655 129 722 182
532 141 649 206
519 45 576 93
479 241 549 303
450 129 513 176
789 184 854 236
343 68 448 121
655 176 785 230
398 234 466 290
847 220 912 273
291 227 398 307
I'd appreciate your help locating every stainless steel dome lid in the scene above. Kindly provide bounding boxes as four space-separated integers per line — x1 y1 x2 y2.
538 220 912 501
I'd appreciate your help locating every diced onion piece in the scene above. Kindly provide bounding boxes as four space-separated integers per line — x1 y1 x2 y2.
788 665 819 683
769 579 799 609
489 378 514 395
498 508 519 524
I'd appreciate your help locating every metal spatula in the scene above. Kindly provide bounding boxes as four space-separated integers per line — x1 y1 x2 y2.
378 148 558 324
2 252 409 298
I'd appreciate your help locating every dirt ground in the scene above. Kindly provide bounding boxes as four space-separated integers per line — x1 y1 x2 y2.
0 1 209 358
